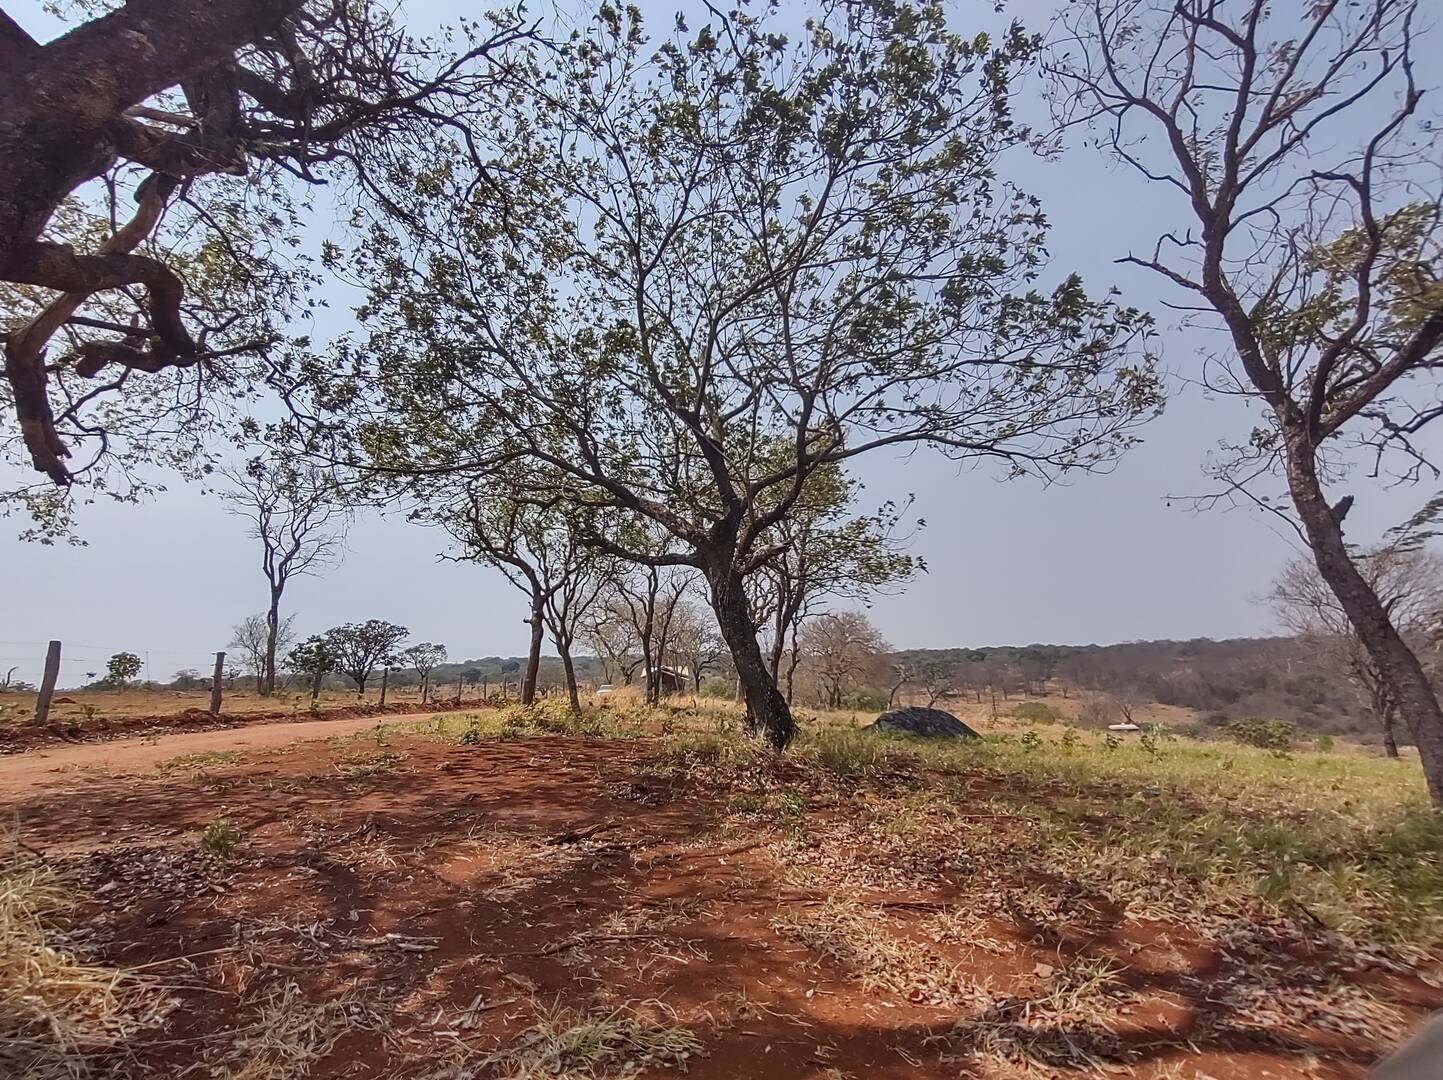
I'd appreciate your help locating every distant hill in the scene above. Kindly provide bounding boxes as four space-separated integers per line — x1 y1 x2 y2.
894 637 1376 739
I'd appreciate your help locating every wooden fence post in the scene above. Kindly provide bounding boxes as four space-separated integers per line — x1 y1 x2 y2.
33 639 61 725
210 651 225 716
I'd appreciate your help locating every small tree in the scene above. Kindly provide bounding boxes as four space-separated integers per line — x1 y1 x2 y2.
105 651 141 686
288 635 339 702
221 462 351 695
230 613 295 694
402 643 448 704
667 602 727 694
749 463 917 704
324 621 408 696
170 669 206 691
800 613 890 711
1272 548 1443 756
918 658 958 708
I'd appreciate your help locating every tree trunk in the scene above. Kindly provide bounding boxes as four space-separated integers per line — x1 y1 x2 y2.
262 585 281 696
1286 437 1443 802
210 650 224 716
784 636 801 705
768 627 785 682
558 635 581 716
379 666 389 707
34 639 61 725
641 629 657 704
310 666 322 702
707 560 794 749
1383 704 1400 760
521 598 544 706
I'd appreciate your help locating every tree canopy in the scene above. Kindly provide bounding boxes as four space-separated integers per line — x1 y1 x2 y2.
307 0 1162 746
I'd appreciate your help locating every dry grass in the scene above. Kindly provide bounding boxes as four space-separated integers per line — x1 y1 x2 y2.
457 824 580 898
654 705 1443 952
211 980 383 1080
772 897 984 1008
0 686 444 728
479 1001 701 1079
946 1008 1129 1076
0 843 154 1080
156 750 244 773
333 748 406 781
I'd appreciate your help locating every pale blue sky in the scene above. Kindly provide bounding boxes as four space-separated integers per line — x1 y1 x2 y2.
2 0 1438 684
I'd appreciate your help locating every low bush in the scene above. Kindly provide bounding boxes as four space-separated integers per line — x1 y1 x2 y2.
200 819 242 858
1011 702 1060 724
1224 717 1298 751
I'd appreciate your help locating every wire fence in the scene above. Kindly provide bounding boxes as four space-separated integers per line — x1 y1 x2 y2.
0 640 226 689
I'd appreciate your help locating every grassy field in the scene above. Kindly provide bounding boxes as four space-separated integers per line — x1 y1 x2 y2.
3 696 1438 1079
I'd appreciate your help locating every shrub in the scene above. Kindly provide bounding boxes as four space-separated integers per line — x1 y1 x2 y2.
199 819 242 859
840 690 889 712
1011 702 1060 724
697 677 733 699
1224 717 1298 751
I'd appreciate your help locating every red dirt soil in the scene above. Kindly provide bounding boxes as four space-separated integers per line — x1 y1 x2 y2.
0 697 484 755
7 727 1438 1079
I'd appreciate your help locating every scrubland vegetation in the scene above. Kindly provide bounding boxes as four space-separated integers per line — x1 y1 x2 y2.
4 696 1441 1078
5 0 1443 1075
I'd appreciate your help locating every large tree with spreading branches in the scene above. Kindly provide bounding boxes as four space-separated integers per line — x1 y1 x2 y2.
316 0 1161 748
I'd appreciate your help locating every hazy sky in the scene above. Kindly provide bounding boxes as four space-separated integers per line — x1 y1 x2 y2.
3 0 1438 685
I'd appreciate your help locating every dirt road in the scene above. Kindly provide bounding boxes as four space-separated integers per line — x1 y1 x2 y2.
0 712 431 797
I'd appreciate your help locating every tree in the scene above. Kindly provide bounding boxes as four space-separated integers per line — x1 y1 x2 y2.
321 0 1161 749
584 601 645 687
324 620 407 696
1 1 532 507
917 657 957 708
288 634 338 702
1272 549 1443 756
540 550 610 716
402 642 447 705
667 602 727 694
800 612 890 711
105 651 141 686
442 488 601 707
1047 0 1443 802
170 668 205 691
619 564 693 706
749 462 917 704
230 612 296 693
221 461 350 695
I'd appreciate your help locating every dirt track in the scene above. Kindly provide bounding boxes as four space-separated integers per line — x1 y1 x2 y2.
0 712 426 796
